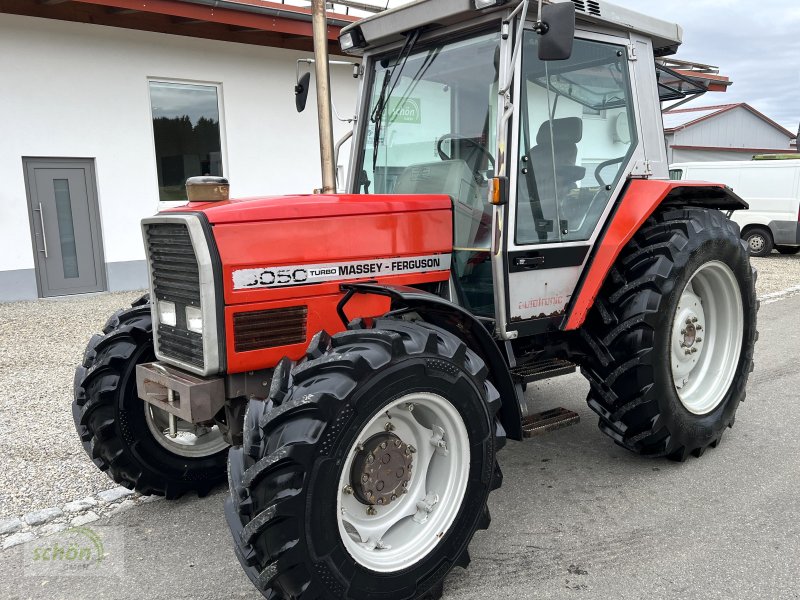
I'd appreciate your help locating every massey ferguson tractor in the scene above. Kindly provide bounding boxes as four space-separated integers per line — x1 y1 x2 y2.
72 0 757 598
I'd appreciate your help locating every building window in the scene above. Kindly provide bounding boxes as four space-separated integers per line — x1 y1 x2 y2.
148 81 223 201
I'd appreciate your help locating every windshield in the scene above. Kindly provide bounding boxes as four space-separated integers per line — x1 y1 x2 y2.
358 30 500 216
357 30 501 316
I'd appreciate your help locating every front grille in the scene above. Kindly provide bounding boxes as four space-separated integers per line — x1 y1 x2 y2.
157 325 205 368
145 223 201 306
233 306 308 353
144 222 205 370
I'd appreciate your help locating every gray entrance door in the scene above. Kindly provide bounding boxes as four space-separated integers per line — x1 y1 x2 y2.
23 158 106 297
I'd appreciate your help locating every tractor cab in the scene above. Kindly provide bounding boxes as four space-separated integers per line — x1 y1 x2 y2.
340 0 680 337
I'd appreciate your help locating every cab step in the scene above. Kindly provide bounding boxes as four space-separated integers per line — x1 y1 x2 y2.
521 407 581 438
510 358 576 384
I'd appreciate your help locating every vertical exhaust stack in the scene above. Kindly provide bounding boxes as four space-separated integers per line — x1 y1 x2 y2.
311 0 337 194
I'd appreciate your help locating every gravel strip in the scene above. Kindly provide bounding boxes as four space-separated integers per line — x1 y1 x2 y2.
750 253 800 296
0 290 145 520
0 252 798 522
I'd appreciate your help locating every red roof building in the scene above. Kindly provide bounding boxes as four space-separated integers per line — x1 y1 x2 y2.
663 103 798 163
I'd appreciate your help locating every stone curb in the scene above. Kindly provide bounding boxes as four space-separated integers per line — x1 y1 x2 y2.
0 487 160 551
758 284 800 305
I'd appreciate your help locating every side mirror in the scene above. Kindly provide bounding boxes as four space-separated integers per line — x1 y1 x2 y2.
537 2 575 61
295 71 311 113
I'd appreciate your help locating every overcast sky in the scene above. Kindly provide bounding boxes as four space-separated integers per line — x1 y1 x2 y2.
368 0 799 133
584 0 800 133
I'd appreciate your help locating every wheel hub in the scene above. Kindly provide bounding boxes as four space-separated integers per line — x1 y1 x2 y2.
749 235 765 252
351 433 413 507
672 292 706 390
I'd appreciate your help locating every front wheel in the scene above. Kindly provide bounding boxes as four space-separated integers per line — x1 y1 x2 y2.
226 319 504 600
72 298 229 497
580 207 758 460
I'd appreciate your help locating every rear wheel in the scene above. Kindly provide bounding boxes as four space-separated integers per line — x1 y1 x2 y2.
226 319 504 600
776 245 800 255
72 298 229 497
743 226 774 256
580 207 758 460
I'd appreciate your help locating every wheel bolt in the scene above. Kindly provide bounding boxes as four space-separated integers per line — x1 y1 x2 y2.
377 497 385 505
380 442 387 450
686 318 692 325
367 491 373 499
680 328 686 335
696 337 703 343
391 494 397 501
691 347 698 354
402 480 409 489
366 454 374 464
691 317 698 323
406 403 415 412
684 349 692 355
361 474 369 483
394 439 402 447
343 485 353 495
696 325 703 331
367 506 377 516
409 445 417 454
385 422 395 432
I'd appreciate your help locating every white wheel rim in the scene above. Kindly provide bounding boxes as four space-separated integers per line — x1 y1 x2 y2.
671 261 744 415
144 404 229 458
748 234 765 253
336 392 470 573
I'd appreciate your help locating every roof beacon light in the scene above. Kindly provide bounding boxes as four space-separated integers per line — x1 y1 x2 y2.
339 27 366 52
474 0 509 9
185 176 230 203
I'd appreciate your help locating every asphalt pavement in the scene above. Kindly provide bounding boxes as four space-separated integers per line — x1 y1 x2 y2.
1 294 799 600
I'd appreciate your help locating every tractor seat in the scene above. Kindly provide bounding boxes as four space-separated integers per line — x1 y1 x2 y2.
529 117 586 196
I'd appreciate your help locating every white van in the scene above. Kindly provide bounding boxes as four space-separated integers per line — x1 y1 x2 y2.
670 160 800 256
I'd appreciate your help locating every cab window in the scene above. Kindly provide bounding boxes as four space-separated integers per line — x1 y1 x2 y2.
515 35 637 245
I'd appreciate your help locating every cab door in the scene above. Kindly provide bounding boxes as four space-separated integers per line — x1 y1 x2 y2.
499 31 641 337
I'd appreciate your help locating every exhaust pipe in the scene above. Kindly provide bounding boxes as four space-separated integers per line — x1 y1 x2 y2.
311 0 337 194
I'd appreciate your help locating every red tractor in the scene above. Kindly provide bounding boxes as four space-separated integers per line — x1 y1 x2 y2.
72 0 757 598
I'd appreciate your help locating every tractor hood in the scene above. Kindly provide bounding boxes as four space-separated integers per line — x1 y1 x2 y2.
155 193 454 372
167 193 452 224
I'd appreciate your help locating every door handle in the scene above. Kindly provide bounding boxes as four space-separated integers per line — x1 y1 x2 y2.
35 202 48 258
514 256 544 269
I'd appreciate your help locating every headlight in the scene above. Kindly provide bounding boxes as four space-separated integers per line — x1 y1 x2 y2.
158 300 177 327
186 305 203 333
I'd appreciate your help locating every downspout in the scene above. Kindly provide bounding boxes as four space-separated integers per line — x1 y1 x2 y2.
311 0 337 194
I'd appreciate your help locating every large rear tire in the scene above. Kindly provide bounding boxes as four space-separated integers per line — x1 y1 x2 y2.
72 297 229 497
580 208 758 460
226 319 504 600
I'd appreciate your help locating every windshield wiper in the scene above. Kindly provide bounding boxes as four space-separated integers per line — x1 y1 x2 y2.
371 29 421 172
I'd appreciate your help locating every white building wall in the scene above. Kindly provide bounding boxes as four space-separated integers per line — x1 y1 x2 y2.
0 13 359 300
672 149 758 163
670 106 793 151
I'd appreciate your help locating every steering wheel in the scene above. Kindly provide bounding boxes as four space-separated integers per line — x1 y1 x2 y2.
436 134 496 174
594 156 626 188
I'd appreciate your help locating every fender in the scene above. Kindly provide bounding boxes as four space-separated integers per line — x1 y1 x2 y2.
564 180 748 331
340 283 524 441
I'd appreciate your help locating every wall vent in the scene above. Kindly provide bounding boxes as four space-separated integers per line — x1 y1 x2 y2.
572 0 602 17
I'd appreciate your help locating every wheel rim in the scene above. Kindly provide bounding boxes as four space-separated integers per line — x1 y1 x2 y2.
144 404 229 458
748 234 765 253
670 261 744 415
336 392 470 573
